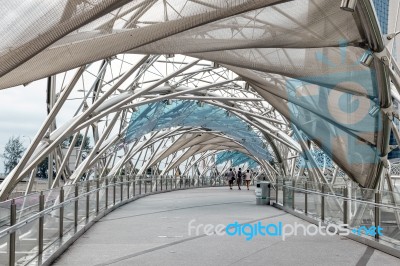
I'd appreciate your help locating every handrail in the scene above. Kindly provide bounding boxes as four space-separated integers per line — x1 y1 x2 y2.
273 179 400 251
0 174 224 266
281 184 400 212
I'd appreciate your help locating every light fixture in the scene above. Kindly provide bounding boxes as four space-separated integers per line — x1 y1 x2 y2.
83 101 89 111
197 101 204 107
360 51 374 67
212 62 219 68
165 54 174 58
368 104 380 117
43 131 50 140
387 31 400 41
340 0 357 12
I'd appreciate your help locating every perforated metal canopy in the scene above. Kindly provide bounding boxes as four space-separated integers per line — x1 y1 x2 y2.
0 0 396 199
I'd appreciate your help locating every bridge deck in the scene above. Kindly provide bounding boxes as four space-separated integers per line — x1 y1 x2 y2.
53 187 400 266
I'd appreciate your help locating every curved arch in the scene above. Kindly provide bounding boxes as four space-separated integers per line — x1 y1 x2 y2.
0 0 393 200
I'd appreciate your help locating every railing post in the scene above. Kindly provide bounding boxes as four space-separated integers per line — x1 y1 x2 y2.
39 192 44 255
340 187 347 226
113 178 116 205
321 184 325 222
156 176 158 192
304 182 308 214
375 192 381 240
292 180 295 210
9 199 16 266
145 177 147 194
120 176 123 201
127 176 130 199
282 181 286 206
59 187 64 238
105 178 109 209
86 181 90 219
165 176 168 190
74 185 78 226
139 178 142 195
160 176 163 191
133 178 136 196
96 179 100 214
276 180 279 204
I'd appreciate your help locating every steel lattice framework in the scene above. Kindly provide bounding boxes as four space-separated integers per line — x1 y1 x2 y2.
0 0 400 201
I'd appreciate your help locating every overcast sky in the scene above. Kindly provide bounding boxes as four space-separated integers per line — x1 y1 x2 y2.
0 80 48 174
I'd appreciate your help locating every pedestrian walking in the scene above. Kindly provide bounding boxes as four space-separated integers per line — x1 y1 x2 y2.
227 168 235 190
237 168 242 190
245 169 251 190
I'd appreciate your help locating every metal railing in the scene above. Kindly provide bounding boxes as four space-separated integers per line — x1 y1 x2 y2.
273 178 400 250
0 175 225 265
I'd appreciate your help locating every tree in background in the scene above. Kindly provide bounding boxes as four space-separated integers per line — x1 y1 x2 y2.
37 157 49 179
62 133 91 150
2 136 25 174
36 133 91 178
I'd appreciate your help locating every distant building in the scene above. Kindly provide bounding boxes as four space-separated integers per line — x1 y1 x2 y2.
373 0 390 34
61 147 84 172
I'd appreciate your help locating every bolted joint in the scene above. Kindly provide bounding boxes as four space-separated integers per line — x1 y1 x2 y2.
340 0 357 12
360 51 374 67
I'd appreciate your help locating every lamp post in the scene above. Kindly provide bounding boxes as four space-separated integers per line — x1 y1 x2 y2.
22 135 32 145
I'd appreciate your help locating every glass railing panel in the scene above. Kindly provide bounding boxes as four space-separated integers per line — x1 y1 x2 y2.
307 191 320 219
87 182 97 217
15 219 39 265
43 188 60 209
98 187 106 212
0 234 9 265
282 181 293 209
324 187 343 224
277 183 283 205
0 200 11 230
63 186 75 232
349 199 374 234
150 179 155 192
63 199 75 234
122 182 128 200
294 182 305 213
106 184 114 207
43 210 61 250
15 192 40 223
76 185 87 224
380 191 400 242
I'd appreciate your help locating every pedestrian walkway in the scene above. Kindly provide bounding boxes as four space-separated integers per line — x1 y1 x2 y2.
53 187 400 266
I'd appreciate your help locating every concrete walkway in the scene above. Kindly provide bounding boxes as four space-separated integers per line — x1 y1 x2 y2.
53 187 400 266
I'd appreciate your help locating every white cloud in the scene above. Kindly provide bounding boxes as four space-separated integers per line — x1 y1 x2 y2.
0 80 47 173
